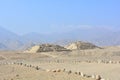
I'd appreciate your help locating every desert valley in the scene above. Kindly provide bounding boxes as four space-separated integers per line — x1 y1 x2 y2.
0 41 120 80
0 0 120 80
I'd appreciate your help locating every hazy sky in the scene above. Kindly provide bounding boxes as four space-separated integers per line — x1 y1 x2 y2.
0 0 120 35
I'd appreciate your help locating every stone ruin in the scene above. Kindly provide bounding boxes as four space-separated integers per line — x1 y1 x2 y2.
25 44 70 53
65 41 101 50
24 41 101 53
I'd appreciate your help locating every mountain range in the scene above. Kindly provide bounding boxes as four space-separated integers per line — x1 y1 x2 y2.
0 26 120 50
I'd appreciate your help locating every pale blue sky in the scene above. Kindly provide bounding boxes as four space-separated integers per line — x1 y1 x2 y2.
0 0 120 35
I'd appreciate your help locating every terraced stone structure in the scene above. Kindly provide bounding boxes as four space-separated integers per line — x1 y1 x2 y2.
26 44 70 53
65 41 100 50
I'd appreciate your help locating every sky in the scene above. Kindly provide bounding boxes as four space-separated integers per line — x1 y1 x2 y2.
0 0 120 35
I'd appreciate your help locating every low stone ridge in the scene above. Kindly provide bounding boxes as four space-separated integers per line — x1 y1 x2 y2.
25 44 70 53
65 41 100 50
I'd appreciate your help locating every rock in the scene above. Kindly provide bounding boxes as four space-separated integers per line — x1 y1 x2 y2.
95 75 102 80
80 72 85 77
91 75 96 79
56 69 61 72
68 70 72 74
109 61 112 64
52 70 57 72
75 72 78 74
62 68 66 72
35 66 39 70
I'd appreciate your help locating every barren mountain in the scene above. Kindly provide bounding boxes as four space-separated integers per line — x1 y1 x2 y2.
0 26 120 50
0 27 23 50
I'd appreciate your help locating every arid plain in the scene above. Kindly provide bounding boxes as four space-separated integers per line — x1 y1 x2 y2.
0 42 120 80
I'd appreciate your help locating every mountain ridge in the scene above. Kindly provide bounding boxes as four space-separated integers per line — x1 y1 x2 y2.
0 26 120 50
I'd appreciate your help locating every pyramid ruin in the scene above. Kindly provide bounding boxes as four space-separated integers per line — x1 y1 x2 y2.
25 44 69 53
65 41 100 50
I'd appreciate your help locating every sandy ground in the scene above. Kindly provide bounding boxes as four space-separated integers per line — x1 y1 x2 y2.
31 61 120 80
0 49 120 80
0 64 95 80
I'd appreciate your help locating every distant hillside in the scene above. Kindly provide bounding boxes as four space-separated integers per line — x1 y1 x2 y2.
0 27 23 50
53 27 120 46
0 43 7 50
0 26 120 50
91 31 120 46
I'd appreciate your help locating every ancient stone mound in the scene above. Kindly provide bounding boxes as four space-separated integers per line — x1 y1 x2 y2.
25 44 69 53
65 41 100 50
